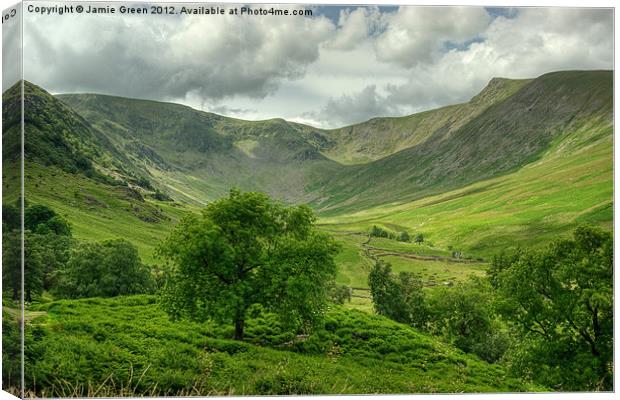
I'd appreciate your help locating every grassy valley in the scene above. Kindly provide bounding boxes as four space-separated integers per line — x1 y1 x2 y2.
320 105 612 257
2 69 613 395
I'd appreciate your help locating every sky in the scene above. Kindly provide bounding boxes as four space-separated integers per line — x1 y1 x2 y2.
3 2 614 128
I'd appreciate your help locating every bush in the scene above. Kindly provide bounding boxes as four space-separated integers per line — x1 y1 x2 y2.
370 225 389 238
328 283 352 305
397 231 410 242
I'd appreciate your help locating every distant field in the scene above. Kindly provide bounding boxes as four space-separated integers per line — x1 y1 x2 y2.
379 256 486 286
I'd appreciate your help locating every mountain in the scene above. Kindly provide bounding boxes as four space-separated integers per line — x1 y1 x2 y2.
56 71 612 215
4 70 612 260
56 92 341 205
312 70 613 213
319 77 532 164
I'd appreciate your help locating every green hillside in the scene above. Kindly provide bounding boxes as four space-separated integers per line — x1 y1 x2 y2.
321 77 531 164
57 93 341 205
312 71 613 213
56 71 612 223
19 295 537 396
320 99 613 257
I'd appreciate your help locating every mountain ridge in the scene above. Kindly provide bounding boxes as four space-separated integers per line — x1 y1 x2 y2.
10 69 613 215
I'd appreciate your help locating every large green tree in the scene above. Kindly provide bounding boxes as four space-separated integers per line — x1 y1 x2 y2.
2 232 71 302
158 189 340 340
494 225 613 390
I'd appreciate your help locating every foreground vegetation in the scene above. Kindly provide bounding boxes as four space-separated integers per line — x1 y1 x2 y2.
11 295 537 397
369 225 613 391
3 190 611 394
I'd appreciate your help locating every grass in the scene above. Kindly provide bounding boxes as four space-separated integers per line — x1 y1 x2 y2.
18 295 540 396
4 162 194 264
367 237 454 257
379 256 486 286
331 233 374 288
319 119 613 259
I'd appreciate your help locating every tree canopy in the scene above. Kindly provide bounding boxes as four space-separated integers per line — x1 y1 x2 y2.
2 202 73 301
158 189 340 340
54 238 153 299
493 225 613 390
368 261 427 329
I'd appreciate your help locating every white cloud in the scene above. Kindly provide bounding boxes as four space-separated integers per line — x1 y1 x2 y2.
307 7 614 127
17 5 613 128
374 6 492 68
325 7 382 51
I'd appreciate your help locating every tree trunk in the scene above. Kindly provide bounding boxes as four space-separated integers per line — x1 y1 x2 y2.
234 317 245 341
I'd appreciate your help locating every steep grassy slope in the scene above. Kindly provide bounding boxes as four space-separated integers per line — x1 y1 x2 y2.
320 106 613 257
57 93 341 205
21 295 538 396
4 82 150 186
321 77 531 164
1 162 190 264
313 71 612 214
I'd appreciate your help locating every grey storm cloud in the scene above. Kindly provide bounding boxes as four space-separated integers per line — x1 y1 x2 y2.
305 85 400 127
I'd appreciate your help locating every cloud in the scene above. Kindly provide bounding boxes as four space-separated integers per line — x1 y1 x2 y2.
374 6 492 68
207 105 257 118
23 5 334 101
305 7 614 127
18 5 613 128
304 84 399 127
324 7 382 51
